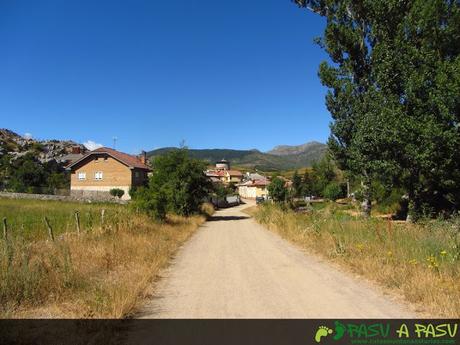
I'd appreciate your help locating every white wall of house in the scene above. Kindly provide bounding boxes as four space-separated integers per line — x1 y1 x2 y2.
238 185 268 199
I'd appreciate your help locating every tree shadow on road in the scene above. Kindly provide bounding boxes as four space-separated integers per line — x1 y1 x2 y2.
208 215 250 222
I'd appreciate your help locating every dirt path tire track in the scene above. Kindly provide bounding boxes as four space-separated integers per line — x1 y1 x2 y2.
138 203 414 318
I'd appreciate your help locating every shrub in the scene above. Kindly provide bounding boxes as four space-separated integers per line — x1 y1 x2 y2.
200 202 215 218
109 188 125 199
323 182 343 201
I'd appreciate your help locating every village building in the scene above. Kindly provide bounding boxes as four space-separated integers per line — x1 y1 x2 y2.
205 159 243 184
237 177 270 199
67 147 151 200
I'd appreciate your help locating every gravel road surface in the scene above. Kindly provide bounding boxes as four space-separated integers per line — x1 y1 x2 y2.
138 202 413 318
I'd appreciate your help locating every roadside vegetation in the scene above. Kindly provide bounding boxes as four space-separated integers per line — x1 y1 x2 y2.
0 198 212 318
268 153 348 203
257 1 460 317
250 202 460 317
0 149 216 318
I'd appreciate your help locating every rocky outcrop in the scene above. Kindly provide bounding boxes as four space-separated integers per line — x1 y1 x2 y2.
0 128 87 165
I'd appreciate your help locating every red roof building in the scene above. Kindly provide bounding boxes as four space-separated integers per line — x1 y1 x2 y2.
67 147 151 200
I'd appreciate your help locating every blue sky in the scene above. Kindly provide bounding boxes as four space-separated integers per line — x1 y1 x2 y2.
0 0 330 154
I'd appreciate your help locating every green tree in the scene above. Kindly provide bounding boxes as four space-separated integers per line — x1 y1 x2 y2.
0 153 70 194
132 186 167 221
323 182 343 201
294 0 379 215
291 170 302 197
268 177 287 203
132 149 212 220
6 153 47 193
301 170 313 197
44 160 69 192
47 172 69 191
213 183 235 199
294 0 460 219
370 0 460 220
310 154 337 196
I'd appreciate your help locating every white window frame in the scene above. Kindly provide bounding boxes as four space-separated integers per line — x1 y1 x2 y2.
94 171 103 180
78 172 86 180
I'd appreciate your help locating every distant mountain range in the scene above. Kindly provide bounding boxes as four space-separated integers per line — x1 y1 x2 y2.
0 128 327 171
147 141 327 171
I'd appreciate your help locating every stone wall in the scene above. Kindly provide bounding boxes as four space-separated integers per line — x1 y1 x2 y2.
0 191 127 204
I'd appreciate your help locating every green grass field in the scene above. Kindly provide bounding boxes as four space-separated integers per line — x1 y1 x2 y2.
0 198 126 242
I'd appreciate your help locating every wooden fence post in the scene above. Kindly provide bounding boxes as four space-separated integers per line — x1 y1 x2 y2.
387 217 393 239
44 217 55 242
74 211 81 235
101 209 105 227
2 217 12 267
2 217 7 241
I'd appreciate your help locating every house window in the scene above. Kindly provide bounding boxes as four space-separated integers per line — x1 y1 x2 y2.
135 171 140 178
94 171 103 180
78 172 86 180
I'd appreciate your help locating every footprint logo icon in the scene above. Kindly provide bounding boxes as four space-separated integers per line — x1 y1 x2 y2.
314 326 333 343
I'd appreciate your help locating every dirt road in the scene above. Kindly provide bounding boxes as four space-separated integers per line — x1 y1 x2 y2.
138 202 413 318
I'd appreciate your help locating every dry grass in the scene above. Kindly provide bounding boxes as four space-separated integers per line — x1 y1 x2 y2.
253 203 460 317
0 198 208 318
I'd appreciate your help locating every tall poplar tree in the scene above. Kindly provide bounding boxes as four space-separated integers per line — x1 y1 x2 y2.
294 0 460 219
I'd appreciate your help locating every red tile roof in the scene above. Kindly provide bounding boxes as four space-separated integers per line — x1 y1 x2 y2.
238 178 270 187
211 170 226 177
67 147 151 171
207 169 243 177
226 170 243 176
251 179 270 187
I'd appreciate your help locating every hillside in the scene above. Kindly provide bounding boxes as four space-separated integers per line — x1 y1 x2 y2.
0 129 88 192
0 128 87 164
147 142 327 171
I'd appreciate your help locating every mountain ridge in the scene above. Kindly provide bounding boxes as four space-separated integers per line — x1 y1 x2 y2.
268 141 325 156
0 129 327 171
147 141 327 171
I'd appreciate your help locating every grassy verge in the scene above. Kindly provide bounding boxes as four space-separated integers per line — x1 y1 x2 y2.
251 203 460 317
0 198 210 318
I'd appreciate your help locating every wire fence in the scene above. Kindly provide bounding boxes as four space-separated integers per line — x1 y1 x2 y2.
1 206 131 244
